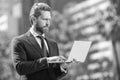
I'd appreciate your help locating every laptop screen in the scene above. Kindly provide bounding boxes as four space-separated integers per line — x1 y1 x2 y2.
66 41 92 63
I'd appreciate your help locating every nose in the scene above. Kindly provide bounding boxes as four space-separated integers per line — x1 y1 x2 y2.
46 23 49 27
46 20 50 26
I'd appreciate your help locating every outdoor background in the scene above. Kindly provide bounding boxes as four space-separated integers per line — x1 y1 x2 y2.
0 0 120 80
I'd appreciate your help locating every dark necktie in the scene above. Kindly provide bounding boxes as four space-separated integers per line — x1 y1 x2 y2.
37 36 49 57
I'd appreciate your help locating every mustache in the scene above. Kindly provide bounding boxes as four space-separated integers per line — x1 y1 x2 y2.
44 24 50 28
43 26 50 28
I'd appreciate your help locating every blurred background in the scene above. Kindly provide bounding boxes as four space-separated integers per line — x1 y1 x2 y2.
0 0 120 80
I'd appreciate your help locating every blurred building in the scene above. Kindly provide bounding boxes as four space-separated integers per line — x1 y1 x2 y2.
0 0 20 36
0 0 84 35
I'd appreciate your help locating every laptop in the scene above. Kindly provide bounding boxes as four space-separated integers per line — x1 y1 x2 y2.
66 41 92 63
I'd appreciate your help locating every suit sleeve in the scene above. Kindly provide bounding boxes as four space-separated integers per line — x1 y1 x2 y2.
53 43 66 78
11 38 49 75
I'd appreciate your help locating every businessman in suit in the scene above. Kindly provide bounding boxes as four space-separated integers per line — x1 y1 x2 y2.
11 3 67 80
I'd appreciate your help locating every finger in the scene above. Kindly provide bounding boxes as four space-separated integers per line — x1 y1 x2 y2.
48 56 59 61
59 56 66 60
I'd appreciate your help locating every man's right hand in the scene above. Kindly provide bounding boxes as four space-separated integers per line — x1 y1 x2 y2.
47 56 66 63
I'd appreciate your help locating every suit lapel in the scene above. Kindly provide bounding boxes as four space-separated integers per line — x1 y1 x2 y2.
25 31 44 57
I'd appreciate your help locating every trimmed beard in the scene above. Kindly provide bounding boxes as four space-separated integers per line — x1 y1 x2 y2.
35 23 49 34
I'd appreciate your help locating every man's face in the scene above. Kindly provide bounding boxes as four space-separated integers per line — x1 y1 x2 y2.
35 11 51 34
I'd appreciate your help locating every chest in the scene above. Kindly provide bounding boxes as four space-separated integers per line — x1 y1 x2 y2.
24 40 58 60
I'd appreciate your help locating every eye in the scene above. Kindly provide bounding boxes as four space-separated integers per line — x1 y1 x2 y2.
42 18 47 21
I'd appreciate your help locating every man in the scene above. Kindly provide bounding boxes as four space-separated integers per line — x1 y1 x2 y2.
11 3 67 80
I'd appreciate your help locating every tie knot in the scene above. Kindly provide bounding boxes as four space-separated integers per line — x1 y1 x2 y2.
37 35 45 39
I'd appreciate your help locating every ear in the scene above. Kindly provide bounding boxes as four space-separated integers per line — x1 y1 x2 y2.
31 16 37 25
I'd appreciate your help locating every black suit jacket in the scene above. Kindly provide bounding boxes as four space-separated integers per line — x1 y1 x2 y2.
11 31 65 80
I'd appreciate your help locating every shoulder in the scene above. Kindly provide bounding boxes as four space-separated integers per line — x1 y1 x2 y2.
11 33 27 45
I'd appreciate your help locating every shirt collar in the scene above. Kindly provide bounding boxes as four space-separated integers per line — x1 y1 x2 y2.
30 26 45 37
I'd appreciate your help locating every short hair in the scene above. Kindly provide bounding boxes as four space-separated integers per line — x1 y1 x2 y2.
29 3 51 24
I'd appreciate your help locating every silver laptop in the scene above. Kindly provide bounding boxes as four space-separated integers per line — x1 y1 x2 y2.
66 41 92 63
